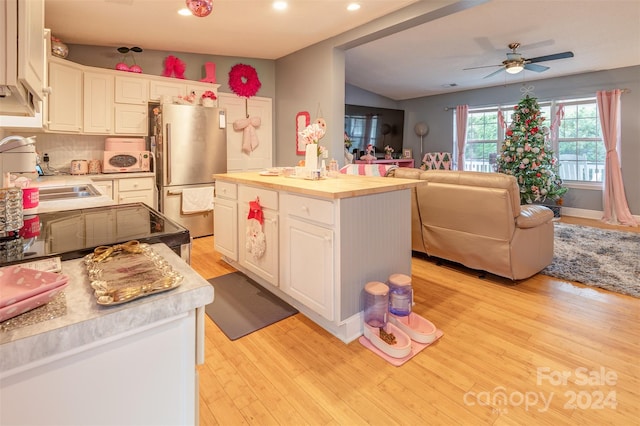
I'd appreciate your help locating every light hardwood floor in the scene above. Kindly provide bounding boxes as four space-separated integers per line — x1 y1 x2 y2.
191 217 639 425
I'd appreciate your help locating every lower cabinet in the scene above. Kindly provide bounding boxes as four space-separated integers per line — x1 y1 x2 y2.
118 177 155 207
280 216 334 321
238 205 278 286
213 196 238 261
237 185 278 286
92 175 155 209
0 311 198 426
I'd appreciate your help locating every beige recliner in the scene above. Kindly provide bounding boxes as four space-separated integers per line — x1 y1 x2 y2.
389 168 554 280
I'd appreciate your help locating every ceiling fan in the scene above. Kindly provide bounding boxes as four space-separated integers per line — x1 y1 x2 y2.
464 42 574 79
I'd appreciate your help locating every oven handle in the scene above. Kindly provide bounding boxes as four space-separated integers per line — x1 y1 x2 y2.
166 123 172 185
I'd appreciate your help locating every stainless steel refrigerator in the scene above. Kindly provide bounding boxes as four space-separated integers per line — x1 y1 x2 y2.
150 103 227 238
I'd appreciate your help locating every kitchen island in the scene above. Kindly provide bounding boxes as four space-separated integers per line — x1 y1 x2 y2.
212 172 422 343
0 243 213 425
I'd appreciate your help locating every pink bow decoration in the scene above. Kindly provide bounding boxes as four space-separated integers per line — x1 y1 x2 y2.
234 116 261 154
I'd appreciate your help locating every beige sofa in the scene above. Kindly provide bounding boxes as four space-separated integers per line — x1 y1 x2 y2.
389 168 554 280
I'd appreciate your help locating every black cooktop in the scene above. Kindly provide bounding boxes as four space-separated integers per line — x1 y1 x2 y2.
0 203 190 266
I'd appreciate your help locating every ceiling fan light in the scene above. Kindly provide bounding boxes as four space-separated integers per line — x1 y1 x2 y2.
505 62 524 74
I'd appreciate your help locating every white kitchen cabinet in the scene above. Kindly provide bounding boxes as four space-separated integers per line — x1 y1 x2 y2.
0 0 45 116
213 181 238 261
114 75 148 105
218 93 272 172
280 194 334 320
117 176 155 207
239 206 279 286
148 79 186 102
91 178 114 200
1 310 198 426
114 103 147 135
91 175 155 209
83 71 113 133
47 60 82 132
237 185 278 286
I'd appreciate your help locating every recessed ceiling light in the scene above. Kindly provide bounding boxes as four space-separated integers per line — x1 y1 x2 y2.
178 8 192 16
273 1 287 11
347 3 360 11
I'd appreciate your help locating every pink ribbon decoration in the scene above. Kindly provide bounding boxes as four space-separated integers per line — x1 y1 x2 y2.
234 116 261 154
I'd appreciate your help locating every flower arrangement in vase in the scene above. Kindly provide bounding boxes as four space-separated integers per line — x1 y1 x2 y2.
384 145 394 159
201 90 217 107
298 120 327 157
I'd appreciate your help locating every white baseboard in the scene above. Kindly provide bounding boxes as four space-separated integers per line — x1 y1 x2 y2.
562 207 640 223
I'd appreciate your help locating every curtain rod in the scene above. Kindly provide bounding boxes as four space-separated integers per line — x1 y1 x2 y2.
443 88 631 111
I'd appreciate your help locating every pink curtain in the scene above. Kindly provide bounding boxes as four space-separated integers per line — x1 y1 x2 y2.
549 104 564 145
597 89 637 226
497 108 506 130
456 105 468 170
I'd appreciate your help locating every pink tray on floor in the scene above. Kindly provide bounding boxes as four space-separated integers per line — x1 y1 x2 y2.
0 265 69 308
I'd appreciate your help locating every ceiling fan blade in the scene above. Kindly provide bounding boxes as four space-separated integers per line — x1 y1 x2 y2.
527 51 574 63
484 67 505 79
524 63 549 73
463 64 502 71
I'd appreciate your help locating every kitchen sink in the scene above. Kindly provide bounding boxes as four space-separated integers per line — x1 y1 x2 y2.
38 184 101 201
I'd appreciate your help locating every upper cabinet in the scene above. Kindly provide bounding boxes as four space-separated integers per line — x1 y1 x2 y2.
47 60 82 132
83 70 114 133
115 76 148 105
0 0 46 116
37 58 220 136
148 80 186 102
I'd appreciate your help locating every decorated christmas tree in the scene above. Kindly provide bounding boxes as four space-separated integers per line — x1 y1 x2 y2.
497 95 567 204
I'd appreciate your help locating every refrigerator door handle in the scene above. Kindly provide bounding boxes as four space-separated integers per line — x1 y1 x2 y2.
166 123 172 185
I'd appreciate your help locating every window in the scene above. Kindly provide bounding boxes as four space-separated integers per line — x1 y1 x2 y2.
554 99 605 183
463 108 502 172
458 98 604 185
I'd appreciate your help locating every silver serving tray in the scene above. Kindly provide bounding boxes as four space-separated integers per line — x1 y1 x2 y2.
84 241 183 306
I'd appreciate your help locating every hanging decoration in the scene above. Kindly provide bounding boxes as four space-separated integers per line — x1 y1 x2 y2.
246 198 266 259
228 64 261 98
296 111 311 155
114 46 143 73
229 63 262 156
234 116 262 154
162 55 186 79
186 0 213 17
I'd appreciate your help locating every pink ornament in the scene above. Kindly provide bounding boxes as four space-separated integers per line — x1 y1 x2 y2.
186 0 212 17
129 65 143 73
115 62 130 71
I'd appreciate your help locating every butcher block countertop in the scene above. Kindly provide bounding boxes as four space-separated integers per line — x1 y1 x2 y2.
212 172 423 199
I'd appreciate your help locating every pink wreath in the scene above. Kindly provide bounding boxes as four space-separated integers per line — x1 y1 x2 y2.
228 63 261 98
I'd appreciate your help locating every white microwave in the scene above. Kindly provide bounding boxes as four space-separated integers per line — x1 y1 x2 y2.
103 151 152 173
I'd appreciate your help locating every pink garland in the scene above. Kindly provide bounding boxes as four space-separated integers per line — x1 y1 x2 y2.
228 64 261 98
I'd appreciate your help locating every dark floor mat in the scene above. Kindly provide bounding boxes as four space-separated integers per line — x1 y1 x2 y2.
205 272 298 340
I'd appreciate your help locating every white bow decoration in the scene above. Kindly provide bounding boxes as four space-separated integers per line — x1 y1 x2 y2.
234 116 262 154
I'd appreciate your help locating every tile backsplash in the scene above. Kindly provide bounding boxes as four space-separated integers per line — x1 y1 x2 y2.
13 132 108 173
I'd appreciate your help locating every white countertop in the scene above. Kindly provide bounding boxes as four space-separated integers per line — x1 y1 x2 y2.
0 243 214 376
29 172 154 213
